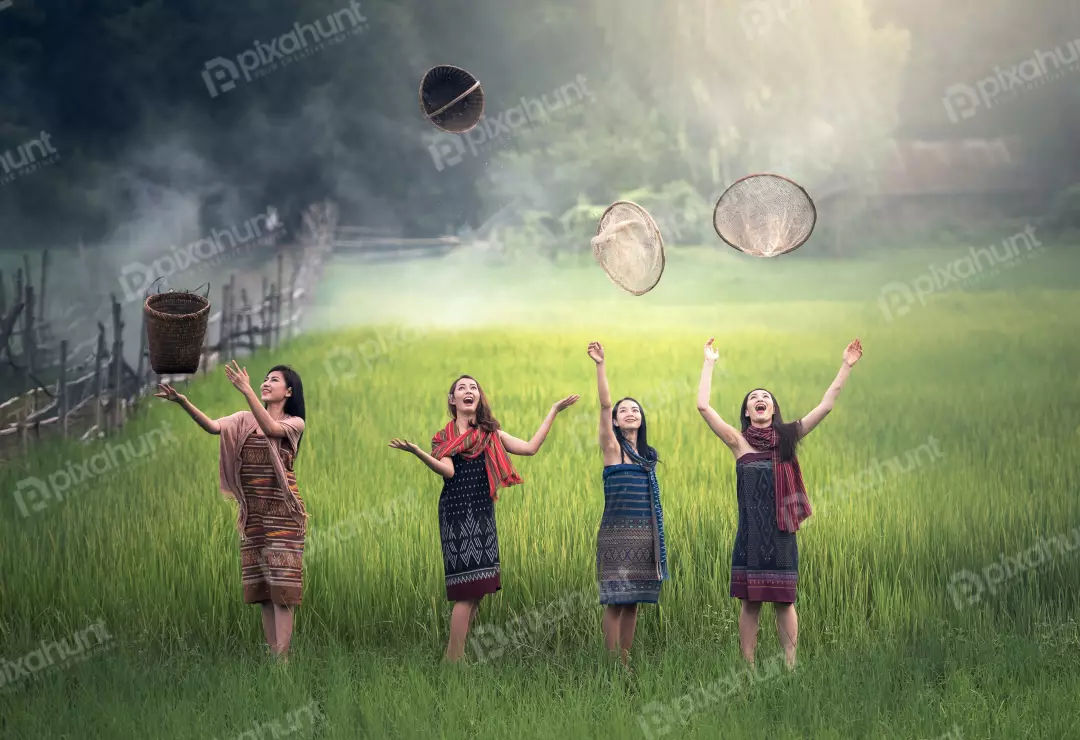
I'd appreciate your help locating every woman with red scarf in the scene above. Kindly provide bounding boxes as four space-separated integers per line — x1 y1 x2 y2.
389 374 579 661
696 337 863 670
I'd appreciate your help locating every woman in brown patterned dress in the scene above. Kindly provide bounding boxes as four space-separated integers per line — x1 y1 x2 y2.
155 361 307 661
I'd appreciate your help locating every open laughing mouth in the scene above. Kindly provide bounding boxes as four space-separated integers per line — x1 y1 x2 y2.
754 403 767 413
463 394 476 405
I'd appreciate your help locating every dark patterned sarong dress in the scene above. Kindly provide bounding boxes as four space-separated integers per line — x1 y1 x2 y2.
596 451 665 604
238 434 305 606
438 454 501 601
730 451 798 603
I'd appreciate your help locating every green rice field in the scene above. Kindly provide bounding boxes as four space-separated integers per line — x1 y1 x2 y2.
2 238 1079 739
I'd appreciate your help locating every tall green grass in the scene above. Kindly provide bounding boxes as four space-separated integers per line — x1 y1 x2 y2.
1 246 1079 739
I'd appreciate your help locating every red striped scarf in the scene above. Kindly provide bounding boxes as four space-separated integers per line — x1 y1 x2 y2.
742 424 812 533
431 421 522 501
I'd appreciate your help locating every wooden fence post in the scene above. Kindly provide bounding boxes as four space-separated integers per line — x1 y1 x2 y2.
111 296 123 431
260 276 269 349
137 305 147 389
275 251 284 348
58 339 68 438
23 285 35 421
94 323 105 437
38 250 48 341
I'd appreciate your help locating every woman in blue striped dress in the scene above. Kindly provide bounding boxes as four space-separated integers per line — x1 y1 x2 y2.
587 341 668 668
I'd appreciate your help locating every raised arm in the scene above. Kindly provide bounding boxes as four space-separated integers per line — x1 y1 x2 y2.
388 438 455 478
696 338 745 453
498 394 580 456
155 383 220 434
587 341 620 457
797 338 862 439
225 360 290 437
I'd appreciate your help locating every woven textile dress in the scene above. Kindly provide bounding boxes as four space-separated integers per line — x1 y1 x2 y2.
596 444 668 604
438 453 501 600
216 411 307 607
238 434 305 604
730 451 798 603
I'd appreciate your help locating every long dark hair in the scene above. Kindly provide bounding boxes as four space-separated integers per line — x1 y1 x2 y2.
447 374 501 433
739 388 799 462
612 397 660 463
267 364 305 452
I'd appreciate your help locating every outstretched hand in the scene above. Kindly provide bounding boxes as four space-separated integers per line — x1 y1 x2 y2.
388 438 421 455
153 383 185 403
587 342 604 364
552 394 581 414
843 338 863 367
704 337 719 362
223 360 253 396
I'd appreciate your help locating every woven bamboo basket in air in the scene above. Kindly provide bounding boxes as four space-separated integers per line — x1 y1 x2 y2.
144 290 210 374
419 64 485 134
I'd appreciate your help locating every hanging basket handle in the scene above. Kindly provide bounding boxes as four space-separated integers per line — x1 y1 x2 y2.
192 282 210 299
145 276 166 299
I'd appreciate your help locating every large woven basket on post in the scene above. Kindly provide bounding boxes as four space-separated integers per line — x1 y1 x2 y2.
144 289 210 375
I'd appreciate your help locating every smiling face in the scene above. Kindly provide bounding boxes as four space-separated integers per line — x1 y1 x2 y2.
449 376 480 416
613 399 642 431
743 389 775 426
260 370 292 404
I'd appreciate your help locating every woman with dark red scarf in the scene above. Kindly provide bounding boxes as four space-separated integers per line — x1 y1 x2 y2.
696 337 862 669
389 374 579 661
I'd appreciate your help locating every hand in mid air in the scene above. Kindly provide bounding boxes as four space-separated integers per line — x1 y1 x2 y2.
587 342 604 364
223 360 254 396
843 338 863 367
154 383 186 404
388 438 422 455
551 395 581 414
704 337 720 363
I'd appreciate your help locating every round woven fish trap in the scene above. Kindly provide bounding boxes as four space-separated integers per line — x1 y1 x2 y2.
144 292 210 375
713 174 817 258
420 65 485 134
592 201 666 296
